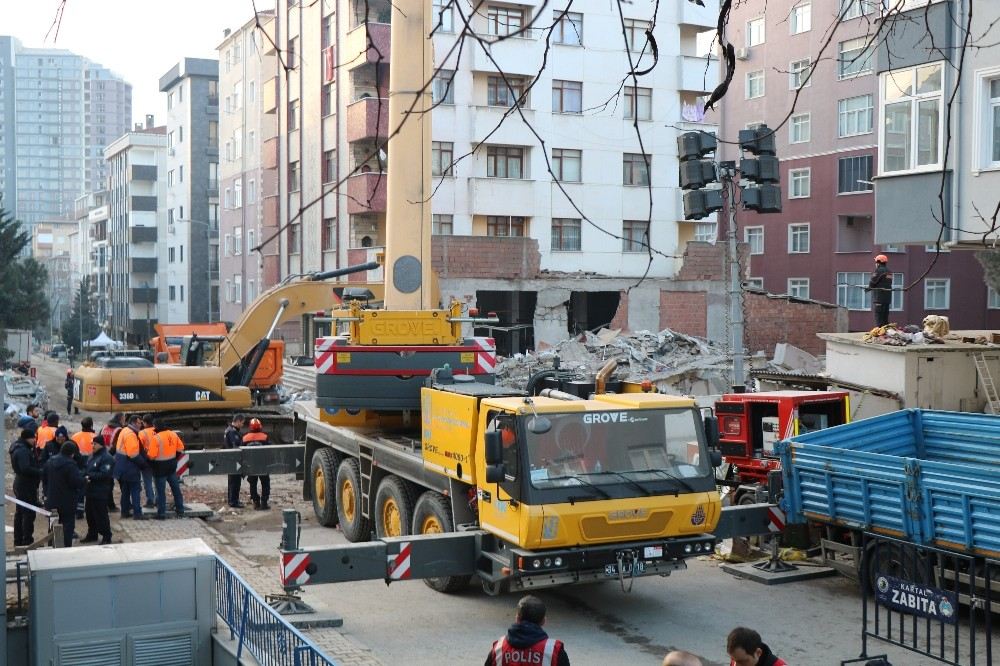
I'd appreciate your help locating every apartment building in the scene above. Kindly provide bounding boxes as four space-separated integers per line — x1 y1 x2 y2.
218 13 278 323
104 123 167 344
265 0 721 351
159 58 221 324
0 36 130 232
722 0 998 330
73 191 111 329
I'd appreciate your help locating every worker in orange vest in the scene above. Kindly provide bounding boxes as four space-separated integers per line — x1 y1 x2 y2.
112 415 149 519
243 418 271 510
34 412 58 451
71 417 97 457
136 414 157 508
146 419 186 519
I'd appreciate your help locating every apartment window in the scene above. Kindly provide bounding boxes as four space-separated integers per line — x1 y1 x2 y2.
554 11 583 45
288 37 298 69
232 83 241 110
234 228 243 255
788 278 810 299
487 75 526 107
694 222 717 242
322 13 335 46
487 5 524 37
168 247 175 263
841 0 877 20
925 278 950 310
622 220 649 252
882 64 943 172
746 71 765 99
224 188 232 209
247 280 256 303
224 280 232 304
433 0 454 32
985 76 1000 165
290 161 301 191
432 214 454 235
552 148 582 182
838 155 874 193
180 285 185 302
167 92 174 110
624 19 651 52
838 94 874 136
552 80 582 114
623 153 650 186
289 223 301 254
323 217 337 250
168 131 175 148
551 218 582 251
747 17 765 47
208 120 218 142
169 285 176 301
486 146 524 179
432 70 455 105
247 229 255 252
744 226 764 255
179 165 183 182
234 276 243 304
839 37 873 79
486 215 526 237
790 59 812 89
789 168 811 198
790 3 811 34
167 169 175 187
625 86 652 121
288 100 299 131
178 126 184 143
248 179 257 204
208 80 218 104
432 141 454 177
248 80 255 104
837 272 871 310
323 150 336 183
788 223 810 253
988 286 1000 309
224 234 232 257
790 114 811 143
234 181 242 208
322 82 334 116
891 273 905 311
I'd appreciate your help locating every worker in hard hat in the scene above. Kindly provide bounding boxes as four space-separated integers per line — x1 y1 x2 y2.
242 418 271 510
868 253 892 328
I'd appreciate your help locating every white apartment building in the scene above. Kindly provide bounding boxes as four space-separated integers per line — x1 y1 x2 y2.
268 0 719 351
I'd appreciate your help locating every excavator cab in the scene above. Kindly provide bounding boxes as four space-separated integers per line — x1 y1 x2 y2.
180 335 225 367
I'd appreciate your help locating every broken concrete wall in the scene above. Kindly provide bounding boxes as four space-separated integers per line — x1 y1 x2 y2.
744 290 848 356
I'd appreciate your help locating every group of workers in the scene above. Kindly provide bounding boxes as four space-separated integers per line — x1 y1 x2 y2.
487 596 786 666
9 406 187 548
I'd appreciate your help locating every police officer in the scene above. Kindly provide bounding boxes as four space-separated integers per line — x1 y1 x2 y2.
243 418 271 510
44 441 85 548
485 595 570 666
10 427 42 547
146 419 186 519
81 435 114 544
224 414 246 508
113 415 149 519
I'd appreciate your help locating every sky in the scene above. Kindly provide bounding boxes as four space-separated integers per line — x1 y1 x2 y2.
6 0 273 125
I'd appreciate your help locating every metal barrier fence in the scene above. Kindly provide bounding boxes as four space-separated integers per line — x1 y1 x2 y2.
843 533 997 666
215 555 338 666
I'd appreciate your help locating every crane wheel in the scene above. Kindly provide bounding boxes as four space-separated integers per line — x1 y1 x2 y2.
412 491 471 593
374 475 417 539
336 458 371 542
310 448 340 527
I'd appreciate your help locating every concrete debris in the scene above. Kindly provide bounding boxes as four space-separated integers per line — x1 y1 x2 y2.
495 327 753 396
863 324 945 346
772 343 821 374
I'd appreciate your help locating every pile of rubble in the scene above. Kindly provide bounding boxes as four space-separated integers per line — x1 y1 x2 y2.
495 328 738 396
862 315 951 346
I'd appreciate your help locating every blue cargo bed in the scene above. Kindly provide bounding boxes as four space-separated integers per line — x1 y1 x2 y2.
778 409 1000 557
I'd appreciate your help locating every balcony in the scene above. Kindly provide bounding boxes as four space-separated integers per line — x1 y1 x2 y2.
467 177 535 217
473 105 536 145
346 172 387 214
130 195 157 212
130 226 157 243
346 97 389 143
677 0 718 28
131 287 158 304
345 23 391 71
131 257 158 274
263 76 278 114
678 55 720 94
131 164 157 181
471 38 543 77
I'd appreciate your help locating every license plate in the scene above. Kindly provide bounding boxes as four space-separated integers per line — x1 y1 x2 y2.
604 560 646 577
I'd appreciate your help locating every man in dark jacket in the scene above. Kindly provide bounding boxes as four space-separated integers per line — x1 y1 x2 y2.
81 435 114 544
485 595 570 666
868 253 893 328
727 627 786 666
65 369 76 414
44 441 85 548
224 414 246 508
10 428 43 547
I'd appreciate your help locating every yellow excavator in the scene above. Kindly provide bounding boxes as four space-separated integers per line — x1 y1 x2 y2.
71 267 383 445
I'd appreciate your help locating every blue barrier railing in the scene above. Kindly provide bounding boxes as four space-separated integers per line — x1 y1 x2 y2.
215 556 338 666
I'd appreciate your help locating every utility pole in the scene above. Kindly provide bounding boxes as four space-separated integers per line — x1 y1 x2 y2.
722 167 745 391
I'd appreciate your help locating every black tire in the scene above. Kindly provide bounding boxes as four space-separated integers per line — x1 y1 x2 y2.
862 541 930 595
310 448 339 527
412 491 471 593
374 475 417 539
336 458 371 542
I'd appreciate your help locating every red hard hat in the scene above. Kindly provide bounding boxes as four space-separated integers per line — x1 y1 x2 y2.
249 418 263 432
875 254 888 263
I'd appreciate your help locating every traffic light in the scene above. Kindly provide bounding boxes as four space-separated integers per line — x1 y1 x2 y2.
738 126 776 156
680 160 717 190
742 184 782 213
677 131 718 162
683 189 725 220
740 156 779 184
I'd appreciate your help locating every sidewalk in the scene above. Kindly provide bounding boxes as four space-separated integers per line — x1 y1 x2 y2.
117 516 382 666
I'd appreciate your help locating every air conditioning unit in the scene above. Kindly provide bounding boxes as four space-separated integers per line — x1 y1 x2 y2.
736 47 750 60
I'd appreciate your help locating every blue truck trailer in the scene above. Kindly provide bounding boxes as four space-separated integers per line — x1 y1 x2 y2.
777 409 1000 589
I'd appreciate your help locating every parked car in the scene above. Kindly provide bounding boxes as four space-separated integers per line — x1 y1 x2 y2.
50 343 67 360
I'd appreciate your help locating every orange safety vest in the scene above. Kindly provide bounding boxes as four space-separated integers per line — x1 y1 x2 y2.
117 428 143 458
147 430 185 461
71 431 96 456
35 425 55 450
242 431 269 445
491 637 564 666
138 427 155 455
